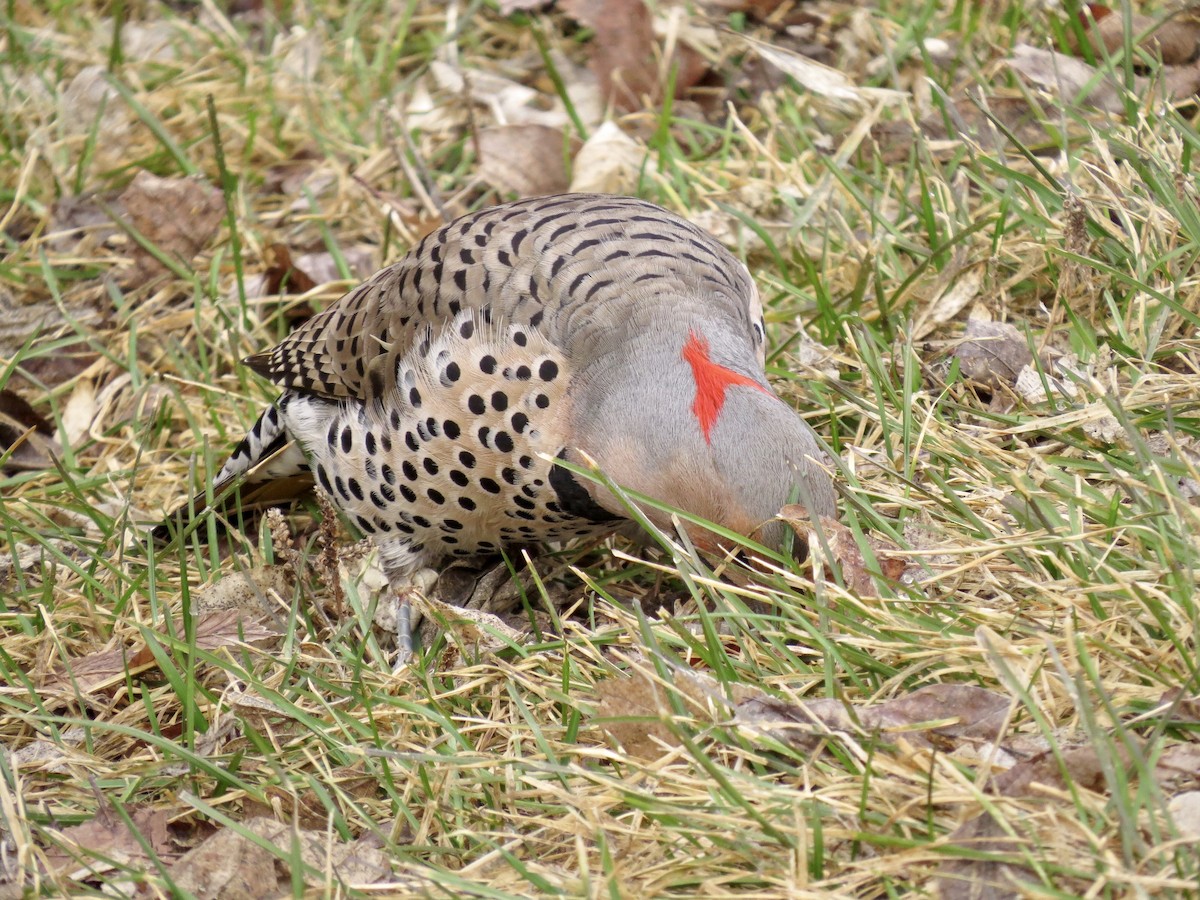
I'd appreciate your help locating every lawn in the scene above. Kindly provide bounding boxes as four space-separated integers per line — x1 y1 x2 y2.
1 0 1198 896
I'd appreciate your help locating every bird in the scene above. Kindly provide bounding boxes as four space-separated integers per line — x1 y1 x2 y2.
185 193 836 656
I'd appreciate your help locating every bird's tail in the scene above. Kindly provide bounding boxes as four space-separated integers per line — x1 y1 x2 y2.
154 398 312 542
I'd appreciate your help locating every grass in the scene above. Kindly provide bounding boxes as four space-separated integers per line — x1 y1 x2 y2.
2 0 1199 896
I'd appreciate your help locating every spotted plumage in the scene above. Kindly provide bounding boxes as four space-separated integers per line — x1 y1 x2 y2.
194 194 836 611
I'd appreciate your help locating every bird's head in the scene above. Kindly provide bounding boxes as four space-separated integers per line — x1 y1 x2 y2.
559 309 836 556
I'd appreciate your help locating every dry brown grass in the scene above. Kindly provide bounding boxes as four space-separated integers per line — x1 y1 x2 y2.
1 0 1199 896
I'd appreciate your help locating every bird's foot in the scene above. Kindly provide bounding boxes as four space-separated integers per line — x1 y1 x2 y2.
391 567 438 671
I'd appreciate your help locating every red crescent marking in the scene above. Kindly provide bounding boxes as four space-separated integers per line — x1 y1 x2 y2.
682 331 769 444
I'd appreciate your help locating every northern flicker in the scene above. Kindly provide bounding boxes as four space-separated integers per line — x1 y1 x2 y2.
189 194 836 652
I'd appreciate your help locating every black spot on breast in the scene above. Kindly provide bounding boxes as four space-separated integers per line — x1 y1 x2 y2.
519 455 533 469
400 485 417 502
406 432 419 452
460 319 475 339
427 488 444 504
425 417 440 437
356 515 376 534
539 360 559 381
480 477 501 494
380 484 396 502
368 368 385 397
514 496 535 511
515 365 532 380
468 395 485 415
334 476 350 500
494 431 514 453
535 394 550 409
511 412 529 433
513 331 527 347
453 269 467 291
340 427 353 453
444 420 461 440
450 470 469 487
443 518 464 531
409 387 422 408
480 355 497 374
530 310 544 327
380 433 393 453
446 362 461 382
365 432 377 455
459 450 476 469
501 467 518 485
413 515 431 528
458 497 477 511
382 464 396 484
402 461 418 481
491 391 508 411
317 466 333 494
348 478 364 501
423 457 439 476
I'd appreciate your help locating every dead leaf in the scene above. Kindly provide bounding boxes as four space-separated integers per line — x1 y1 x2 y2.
562 0 708 112
47 193 122 255
912 265 984 340
747 35 906 105
1169 791 1200 839
569 121 649 194
169 823 282 898
954 320 1033 390
935 811 1038 900
261 243 318 297
735 684 1011 755
779 510 906 596
1009 44 1123 112
116 171 224 279
478 124 575 197
43 801 174 879
0 387 60 472
1075 7 1200 67
191 567 294 618
593 669 681 759
43 606 282 695
938 742 1139 897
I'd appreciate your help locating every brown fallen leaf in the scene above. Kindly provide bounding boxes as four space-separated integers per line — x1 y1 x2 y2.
0 387 60 472
735 684 1011 755
938 741 1141 898
954 320 1033 390
478 124 576 198
1009 44 1124 113
42 800 175 879
43 606 282 695
168 822 282 898
116 170 224 280
1075 6 1200 67
593 668 681 759
561 0 709 112
261 243 318 297
779 509 907 596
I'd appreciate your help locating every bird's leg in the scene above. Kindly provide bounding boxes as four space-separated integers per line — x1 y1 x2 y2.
391 567 438 670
